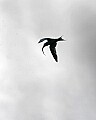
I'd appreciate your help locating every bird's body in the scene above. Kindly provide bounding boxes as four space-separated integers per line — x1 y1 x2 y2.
38 36 66 62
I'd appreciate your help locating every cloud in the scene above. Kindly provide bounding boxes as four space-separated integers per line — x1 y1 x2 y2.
0 0 96 120
67 2 96 78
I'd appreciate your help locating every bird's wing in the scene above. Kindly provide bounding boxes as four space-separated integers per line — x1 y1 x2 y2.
38 38 50 43
50 43 58 62
42 42 49 55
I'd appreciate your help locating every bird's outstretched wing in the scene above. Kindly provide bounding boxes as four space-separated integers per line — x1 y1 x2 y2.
42 42 49 55
50 43 58 62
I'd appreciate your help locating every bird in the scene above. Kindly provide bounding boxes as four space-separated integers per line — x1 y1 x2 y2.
38 36 66 62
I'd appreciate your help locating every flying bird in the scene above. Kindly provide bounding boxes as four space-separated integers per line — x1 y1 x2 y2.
38 36 66 62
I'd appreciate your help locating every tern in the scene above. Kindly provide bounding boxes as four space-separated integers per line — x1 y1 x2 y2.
38 36 66 62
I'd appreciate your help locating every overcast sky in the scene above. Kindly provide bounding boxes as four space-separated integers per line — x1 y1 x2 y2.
0 0 96 120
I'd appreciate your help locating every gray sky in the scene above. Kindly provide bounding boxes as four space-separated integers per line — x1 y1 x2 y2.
0 0 96 120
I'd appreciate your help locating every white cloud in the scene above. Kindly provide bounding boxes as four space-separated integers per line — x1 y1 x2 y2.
0 0 96 120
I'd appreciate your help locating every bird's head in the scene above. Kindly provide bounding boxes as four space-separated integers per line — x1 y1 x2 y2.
58 35 66 41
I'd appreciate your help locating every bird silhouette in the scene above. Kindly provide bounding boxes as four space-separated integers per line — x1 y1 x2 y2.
38 36 66 62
